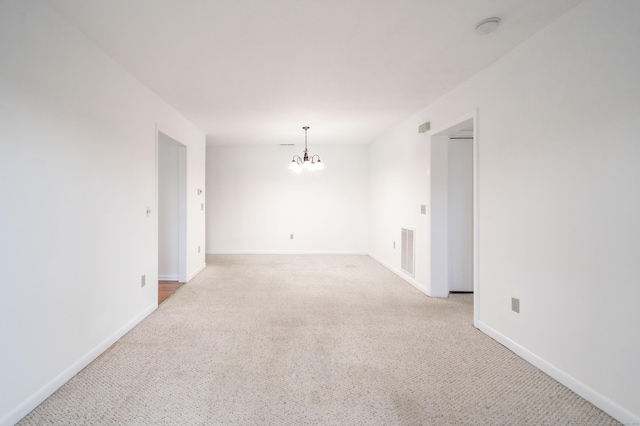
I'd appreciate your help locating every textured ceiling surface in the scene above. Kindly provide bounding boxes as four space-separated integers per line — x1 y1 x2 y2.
44 0 584 145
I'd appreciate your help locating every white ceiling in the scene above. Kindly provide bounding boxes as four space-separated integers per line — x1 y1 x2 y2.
44 0 584 146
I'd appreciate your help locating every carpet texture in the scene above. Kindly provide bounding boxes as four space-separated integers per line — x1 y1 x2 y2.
20 255 619 425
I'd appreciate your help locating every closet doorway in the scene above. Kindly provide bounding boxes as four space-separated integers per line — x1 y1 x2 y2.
157 131 187 301
430 112 479 321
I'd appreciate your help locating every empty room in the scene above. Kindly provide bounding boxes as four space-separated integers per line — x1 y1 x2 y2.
1 0 638 425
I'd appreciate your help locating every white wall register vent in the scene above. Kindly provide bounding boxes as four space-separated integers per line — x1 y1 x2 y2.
401 228 415 276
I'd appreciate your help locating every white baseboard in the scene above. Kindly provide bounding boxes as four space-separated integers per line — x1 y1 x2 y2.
0 303 157 426
205 250 369 255
187 262 207 282
158 274 179 281
368 253 434 297
371 253 638 423
477 320 638 425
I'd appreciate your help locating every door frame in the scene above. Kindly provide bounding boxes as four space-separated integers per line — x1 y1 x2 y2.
156 127 188 285
429 110 479 325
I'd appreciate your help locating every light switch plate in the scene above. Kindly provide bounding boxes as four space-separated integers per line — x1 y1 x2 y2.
511 297 520 313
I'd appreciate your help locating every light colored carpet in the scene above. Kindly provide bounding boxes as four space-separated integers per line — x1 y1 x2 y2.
20 255 619 425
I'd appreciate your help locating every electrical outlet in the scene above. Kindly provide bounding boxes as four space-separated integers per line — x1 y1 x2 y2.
141 274 146 288
290 234 294 240
511 297 520 313
420 204 427 215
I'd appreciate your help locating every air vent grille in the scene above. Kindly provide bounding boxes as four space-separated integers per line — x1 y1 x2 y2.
401 228 415 276
418 122 431 133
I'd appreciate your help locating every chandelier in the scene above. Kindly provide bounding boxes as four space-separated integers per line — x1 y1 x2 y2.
288 126 324 172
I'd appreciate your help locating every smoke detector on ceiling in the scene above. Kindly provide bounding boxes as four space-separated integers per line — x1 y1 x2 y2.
475 17 501 35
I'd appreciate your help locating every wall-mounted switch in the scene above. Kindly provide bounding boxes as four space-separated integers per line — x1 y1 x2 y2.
511 297 520 313
201 203 204 211
198 246 201 253
141 274 146 288
290 234 294 240
420 204 427 215
145 207 151 217
393 241 396 249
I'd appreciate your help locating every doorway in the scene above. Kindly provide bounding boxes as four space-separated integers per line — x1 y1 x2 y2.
429 112 478 320
447 132 473 292
157 132 187 288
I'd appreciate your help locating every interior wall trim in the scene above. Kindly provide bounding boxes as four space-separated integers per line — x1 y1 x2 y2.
158 275 179 281
476 321 638 425
187 263 207 282
205 250 369 255
0 303 157 426
368 253 432 297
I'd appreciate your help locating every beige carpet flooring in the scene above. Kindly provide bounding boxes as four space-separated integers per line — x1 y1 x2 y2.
20 255 619 425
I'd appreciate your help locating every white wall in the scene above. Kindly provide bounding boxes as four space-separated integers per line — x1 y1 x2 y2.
206 144 368 253
183 133 207 280
0 1 206 424
368 121 431 292
368 0 640 422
